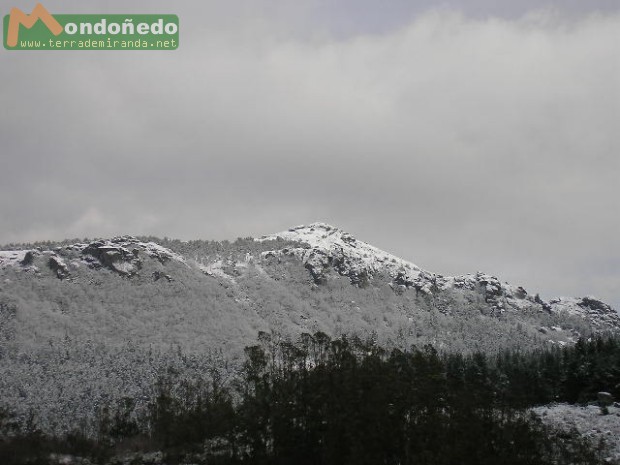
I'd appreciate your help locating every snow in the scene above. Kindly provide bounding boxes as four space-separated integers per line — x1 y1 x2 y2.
99 237 187 264
111 261 135 275
140 241 186 264
80 237 188 269
199 260 234 281
259 225 516 294
0 238 187 279
0 250 30 268
548 296 620 328
1 225 619 438
258 224 536 305
549 297 585 317
256 223 619 327
258 222 423 280
534 403 620 462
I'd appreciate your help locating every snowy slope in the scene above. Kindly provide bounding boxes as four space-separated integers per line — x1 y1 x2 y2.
2 224 617 329
0 250 30 268
258 222 620 326
0 236 186 278
535 403 620 463
1 223 619 436
258 222 423 285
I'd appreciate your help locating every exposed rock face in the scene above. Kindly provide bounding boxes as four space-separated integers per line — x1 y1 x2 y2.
580 296 613 313
259 223 423 287
82 241 141 276
0 250 40 273
80 236 185 276
1 224 616 331
258 223 619 328
1 236 186 281
48 256 69 279
21 251 35 266
260 226 512 297
548 297 620 329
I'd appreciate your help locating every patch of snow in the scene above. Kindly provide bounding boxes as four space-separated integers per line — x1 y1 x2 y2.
255 223 421 274
259 224 526 303
258 222 422 280
549 296 620 329
549 297 585 317
199 261 236 283
140 241 186 264
0 250 29 268
534 403 620 462
111 261 135 275
255 223 619 327
77 236 188 274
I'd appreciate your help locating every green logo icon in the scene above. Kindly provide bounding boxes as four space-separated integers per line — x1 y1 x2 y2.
4 3 178 50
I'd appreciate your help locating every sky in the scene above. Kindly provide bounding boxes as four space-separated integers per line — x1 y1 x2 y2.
0 1 619 307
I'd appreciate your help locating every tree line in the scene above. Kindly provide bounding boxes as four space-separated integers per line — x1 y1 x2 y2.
2 333 620 464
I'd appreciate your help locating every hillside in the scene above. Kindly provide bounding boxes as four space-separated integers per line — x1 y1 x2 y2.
0 223 618 434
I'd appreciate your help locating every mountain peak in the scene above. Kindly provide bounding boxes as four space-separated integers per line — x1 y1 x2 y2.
256 222 619 328
263 222 345 239
258 222 422 286
262 222 386 245
298 221 340 230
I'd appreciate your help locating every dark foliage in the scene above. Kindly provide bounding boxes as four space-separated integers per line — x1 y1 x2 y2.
3 335 620 464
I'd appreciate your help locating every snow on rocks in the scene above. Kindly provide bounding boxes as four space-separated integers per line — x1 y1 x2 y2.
549 297 620 329
0 249 71 278
257 224 534 306
0 250 33 268
200 260 232 280
0 249 40 273
48 255 70 279
198 257 252 285
256 223 620 329
79 236 186 276
258 222 422 285
0 236 186 279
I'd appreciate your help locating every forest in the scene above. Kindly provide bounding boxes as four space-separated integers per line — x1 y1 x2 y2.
1 333 619 464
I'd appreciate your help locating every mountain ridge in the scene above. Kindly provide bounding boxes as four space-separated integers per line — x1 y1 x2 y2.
0 222 618 434
1 222 618 328
257 222 619 327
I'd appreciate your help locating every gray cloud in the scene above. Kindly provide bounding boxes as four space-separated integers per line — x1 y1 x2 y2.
0 1 618 306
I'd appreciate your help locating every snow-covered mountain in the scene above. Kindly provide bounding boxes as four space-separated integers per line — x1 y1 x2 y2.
0 235 186 277
1 222 618 344
258 222 619 328
0 222 618 434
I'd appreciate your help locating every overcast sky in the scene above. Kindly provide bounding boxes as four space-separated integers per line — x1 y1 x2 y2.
1 1 619 306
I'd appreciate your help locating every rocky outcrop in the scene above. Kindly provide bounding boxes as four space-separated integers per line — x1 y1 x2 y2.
20 251 35 266
48 256 70 279
152 271 173 282
79 236 185 276
259 223 422 288
549 297 620 329
82 241 141 276
258 223 619 328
